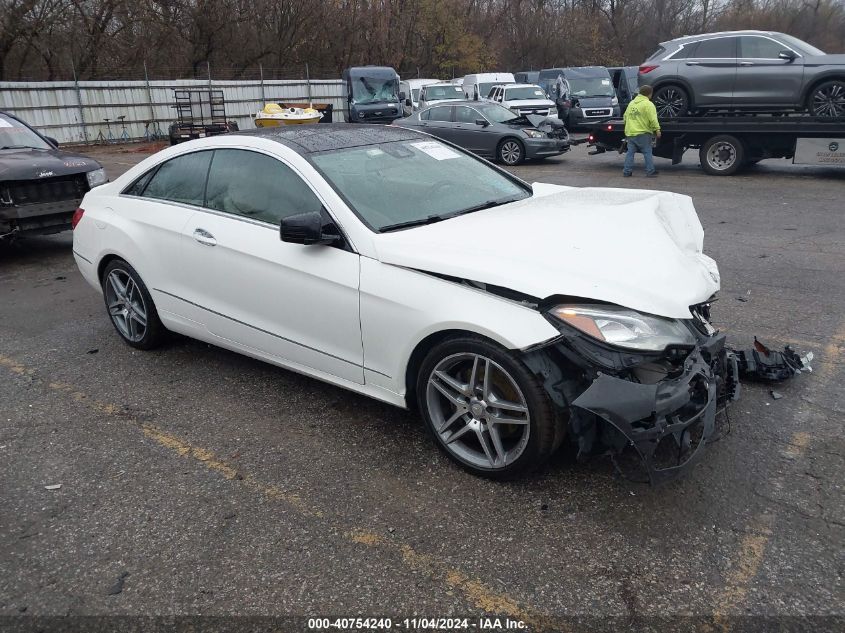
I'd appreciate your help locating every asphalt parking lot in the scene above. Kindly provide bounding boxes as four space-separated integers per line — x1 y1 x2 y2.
1 141 843 632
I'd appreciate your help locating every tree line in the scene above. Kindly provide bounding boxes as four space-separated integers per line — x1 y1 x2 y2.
1 0 843 81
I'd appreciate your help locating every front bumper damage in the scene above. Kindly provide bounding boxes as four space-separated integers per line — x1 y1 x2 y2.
523 325 740 485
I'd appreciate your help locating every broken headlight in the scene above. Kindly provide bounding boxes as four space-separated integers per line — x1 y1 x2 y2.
549 304 695 352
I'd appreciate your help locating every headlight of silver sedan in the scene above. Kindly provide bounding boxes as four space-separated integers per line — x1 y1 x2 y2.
86 168 108 188
549 304 695 351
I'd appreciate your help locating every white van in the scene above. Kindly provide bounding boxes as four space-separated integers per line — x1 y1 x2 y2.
461 73 515 100
399 78 440 115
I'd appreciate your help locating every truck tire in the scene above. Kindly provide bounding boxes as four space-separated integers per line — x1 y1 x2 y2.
699 135 745 176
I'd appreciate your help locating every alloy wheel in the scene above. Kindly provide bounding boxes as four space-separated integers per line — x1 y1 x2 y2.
653 87 687 118
426 353 531 470
500 140 522 165
811 82 845 117
104 269 148 342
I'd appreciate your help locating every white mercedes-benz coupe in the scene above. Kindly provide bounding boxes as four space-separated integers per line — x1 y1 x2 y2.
72 124 738 482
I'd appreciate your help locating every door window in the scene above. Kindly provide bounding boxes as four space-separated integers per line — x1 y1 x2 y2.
693 37 737 58
140 151 213 206
427 106 453 122
455 106 479 123
740 36 788 59
205 149 322 225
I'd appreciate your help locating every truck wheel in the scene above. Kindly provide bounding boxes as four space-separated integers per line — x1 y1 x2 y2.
497 138 525 165
808 80 845 117
700 135 745 176
653 85 689 118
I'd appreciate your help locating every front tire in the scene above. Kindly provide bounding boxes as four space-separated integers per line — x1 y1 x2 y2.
653 85 690 118
699 135 745 176
808 80 845 117
101 259 166 350
497 138 525 165
416 337 558 479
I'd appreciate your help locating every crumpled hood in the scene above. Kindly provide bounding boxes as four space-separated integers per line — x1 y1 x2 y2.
0 147 101 181
373 187 720 319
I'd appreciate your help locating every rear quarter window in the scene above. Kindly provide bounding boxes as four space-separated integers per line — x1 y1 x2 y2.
646 46 666 61
139 151 213 206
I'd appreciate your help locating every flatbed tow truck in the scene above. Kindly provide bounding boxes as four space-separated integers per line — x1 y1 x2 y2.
585 114 845 175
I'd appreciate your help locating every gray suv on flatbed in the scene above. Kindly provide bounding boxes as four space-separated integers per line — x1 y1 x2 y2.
639 30 845 118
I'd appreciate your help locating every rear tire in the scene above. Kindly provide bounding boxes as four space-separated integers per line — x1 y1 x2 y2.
699 135 745 176
101 259 166 350
653 85 690 118
497 138 525 165
416 336 559 479
807 80 845 117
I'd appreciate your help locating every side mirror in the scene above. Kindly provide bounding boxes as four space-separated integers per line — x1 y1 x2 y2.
405 98 412 107
45 136 59 147
475 119 489 127
280 211 340 246
778 50 797 61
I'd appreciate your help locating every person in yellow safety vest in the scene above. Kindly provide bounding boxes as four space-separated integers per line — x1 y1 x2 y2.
622 85 662 177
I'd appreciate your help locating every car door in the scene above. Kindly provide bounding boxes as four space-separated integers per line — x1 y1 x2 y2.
451 106 490 155
684 36 738 107
735 35 805 107
179 148 364 384
120 150 214 325
417 106 457 142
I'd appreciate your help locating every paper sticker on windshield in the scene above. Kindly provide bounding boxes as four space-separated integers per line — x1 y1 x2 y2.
534 90 544 96
411 141 460 160
366 148 384 156
0 119 13 128
601 79 610 86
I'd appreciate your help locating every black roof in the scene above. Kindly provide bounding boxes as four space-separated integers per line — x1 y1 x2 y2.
232 123 424 154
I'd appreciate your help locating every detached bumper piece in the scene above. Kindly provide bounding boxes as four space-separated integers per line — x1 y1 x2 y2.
732 337 814 381
572 347 728 485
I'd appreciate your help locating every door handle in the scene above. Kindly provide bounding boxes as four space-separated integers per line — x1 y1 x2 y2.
685 61 700 66
192 228 217 246
740 61 754 66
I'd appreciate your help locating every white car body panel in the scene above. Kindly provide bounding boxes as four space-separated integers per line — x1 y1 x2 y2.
372 187 719 320
73 133 720 413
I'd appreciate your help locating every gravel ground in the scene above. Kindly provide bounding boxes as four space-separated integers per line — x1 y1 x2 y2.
1 140 843 632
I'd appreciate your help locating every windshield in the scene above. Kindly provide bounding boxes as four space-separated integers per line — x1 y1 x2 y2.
504 86 548 101
0 114 51 150
778 34 825 56
310 140 529 232
568 75 615 98
474 103 522 124
351 75 399 104
423 85 464 101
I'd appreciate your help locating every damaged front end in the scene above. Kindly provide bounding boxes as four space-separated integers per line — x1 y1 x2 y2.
523 300 740 485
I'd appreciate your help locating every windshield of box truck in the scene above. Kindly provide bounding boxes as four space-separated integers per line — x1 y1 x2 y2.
351 75 399 104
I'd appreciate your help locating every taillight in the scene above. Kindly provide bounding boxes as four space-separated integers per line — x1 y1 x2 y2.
71 207 85 229
607 125 613 130
639 65 659 74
